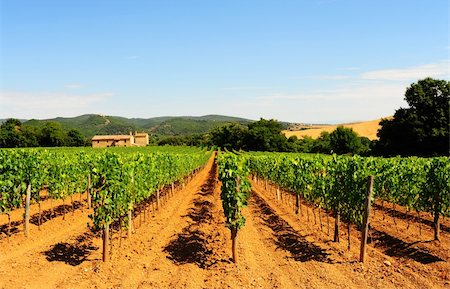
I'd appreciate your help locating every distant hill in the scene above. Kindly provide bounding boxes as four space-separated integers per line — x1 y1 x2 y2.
283 117 391 140
22 114 253 138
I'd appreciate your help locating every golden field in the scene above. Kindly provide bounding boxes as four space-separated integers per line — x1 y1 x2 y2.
283 117 391 140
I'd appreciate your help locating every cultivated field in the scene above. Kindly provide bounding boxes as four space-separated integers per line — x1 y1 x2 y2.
0 149 448 289
283 118 389 140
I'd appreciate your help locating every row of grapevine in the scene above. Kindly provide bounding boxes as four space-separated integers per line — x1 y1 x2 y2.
246 152 449 242
0 147 212 261
216 152 251 263
90 149 211 261
0 149 90 236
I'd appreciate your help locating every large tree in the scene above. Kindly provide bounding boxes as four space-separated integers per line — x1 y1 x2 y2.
0 118 26 148
328 126 367 155
209 119 289 152
210 123 248 150
66 129 86 147
245 118 288 151
376 78 449 156
310 127 370 155
39 122 66 147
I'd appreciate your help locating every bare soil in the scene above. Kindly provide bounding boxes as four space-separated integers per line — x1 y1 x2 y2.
0 156 448 289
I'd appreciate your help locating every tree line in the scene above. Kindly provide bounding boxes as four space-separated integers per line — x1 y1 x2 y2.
0 120 86 148
156 118 373 155
210 119 373 155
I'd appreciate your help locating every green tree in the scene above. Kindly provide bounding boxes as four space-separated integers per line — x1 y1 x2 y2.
0 119 26 148
312 131 332 153
66 129 86 147
328 126 365 155
376 78 450 156
210 123 248 150
245 118 288 151
39 122 66 147
21 125 39 147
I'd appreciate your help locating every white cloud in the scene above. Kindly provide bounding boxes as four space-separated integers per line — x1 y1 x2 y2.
64 83 82 89
211 60 448 123
339 67 360 71
247 81 408 123
257 82 406 102
361 60 449 81
0 91 113 119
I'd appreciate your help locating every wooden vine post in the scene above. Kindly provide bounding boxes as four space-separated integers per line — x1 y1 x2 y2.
7 214 11 240
231 226 238 263
334 208 340 242
347 214 351 251
231 176 241 263
103 222 110 262
156 189 160 209
360 175 374 262
128 208 133 237
433 189 440 241
87 174 92 209
24 183 31 237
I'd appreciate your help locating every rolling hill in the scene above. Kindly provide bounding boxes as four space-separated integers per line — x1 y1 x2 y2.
22 114 253 138
4 115 388 140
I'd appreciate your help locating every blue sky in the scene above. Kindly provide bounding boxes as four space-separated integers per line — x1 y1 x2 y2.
0 0 448 123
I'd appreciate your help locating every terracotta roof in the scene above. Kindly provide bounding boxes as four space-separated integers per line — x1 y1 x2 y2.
92 135 133 141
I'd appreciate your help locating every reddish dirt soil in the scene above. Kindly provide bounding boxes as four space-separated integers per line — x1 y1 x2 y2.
0 156 448 289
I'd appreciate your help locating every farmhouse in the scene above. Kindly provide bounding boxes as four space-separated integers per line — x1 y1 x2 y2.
91 132 149 148
134 132 149 146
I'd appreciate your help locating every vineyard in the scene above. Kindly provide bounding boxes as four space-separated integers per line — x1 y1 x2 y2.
246 152 449 241
0 148 449 288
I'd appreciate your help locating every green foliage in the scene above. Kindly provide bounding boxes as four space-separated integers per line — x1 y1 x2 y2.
87 147 211 229
67 129 86 146
210 119 372 155
210 123 248 150
246 119 288 151
420 158 450 216
376 78 450 156
328 126 369 155
211 118 289 152
21 114 252 139
0 147 211 230
246 151 450 226
217 153 252 230
0 119 86 148
0 119 26 148
312 131 332 153
0 149 50 214
157 134 211 147
38 122 66 147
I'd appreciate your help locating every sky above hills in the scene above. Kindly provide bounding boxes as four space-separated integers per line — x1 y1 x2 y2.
0 0 448 123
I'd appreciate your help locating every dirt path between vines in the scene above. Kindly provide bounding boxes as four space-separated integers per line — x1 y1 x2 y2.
250 178 449 289
0 155 448 289
0 191 88 239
